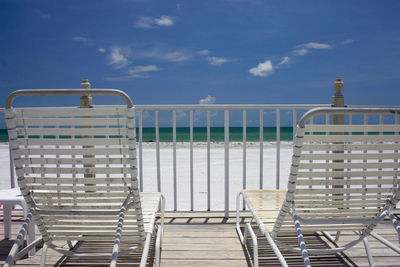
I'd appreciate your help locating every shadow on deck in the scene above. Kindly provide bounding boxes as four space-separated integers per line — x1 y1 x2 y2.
1 212 399 266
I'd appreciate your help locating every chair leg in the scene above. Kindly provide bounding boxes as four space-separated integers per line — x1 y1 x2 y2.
154 194 166 267
362 237 375 267
263 231 288 267
369 231 400 254
22 202 36 256
4 210 34 267
236 192 246 244
159 194 166 249
242 222 249 244
388 211 400 243
140 232 152 267
155 227 162 267
4 204 12 239
40 244 48 267
334 231 341 242
245 223 259 267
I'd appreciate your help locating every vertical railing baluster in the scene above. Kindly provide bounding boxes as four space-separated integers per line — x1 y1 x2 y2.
276 108 281 189
346 114 352 195
190 110 194 211
242 110 247 190
242 109 247 210
362 114 368 205
259 109 264 189
138 110 143 192
395 113 399 191
155 110 161 192
126 104 332 211
173 110 177 211
325 114 330 195
378 114 383 194
292 109 297 142
206 110 211 211
224 110 230 217
309 116 315 190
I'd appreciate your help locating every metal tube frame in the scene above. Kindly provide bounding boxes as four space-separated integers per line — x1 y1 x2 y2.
4 89 167 266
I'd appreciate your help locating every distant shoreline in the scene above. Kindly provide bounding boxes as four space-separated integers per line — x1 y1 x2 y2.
0 127 295 143
0 141 294 149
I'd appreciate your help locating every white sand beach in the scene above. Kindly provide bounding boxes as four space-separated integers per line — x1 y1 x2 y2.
0 142 294 211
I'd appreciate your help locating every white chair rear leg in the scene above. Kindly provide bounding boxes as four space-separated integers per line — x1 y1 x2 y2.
155 227 161 267
362 236 375 267
40 243 48 267
236 192 245 243
140 232 152 267
246 223 259 267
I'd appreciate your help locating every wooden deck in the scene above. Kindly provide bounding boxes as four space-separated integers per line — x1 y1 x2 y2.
1 211 399 266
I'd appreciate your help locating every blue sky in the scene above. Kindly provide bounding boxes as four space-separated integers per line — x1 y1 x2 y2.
1 0 400 121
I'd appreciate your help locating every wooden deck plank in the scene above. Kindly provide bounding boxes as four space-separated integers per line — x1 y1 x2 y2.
1 211 399 266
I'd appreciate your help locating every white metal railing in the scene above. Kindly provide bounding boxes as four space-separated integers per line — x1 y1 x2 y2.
134 104 330 216
2 103 399 216
1 104 328 216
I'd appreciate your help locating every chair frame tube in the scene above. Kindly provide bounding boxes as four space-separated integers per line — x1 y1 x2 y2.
4 89 165 267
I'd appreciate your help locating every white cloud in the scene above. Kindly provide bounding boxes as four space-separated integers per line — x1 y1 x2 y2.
72 36 89 43
303 42 332 49
293 42 332 56
197 49 211 55
277 56 290 66
129 65 159 73
127 65 160 78
138 48 192 62
341 39 354 45
155 16 175 26
293 48 308 56
135 15 175 29
207 56 228 66
249 60 274 77
105 64 160 80
98 48 106 53
109 46 131 69
199 95 216 104
161 50 192 62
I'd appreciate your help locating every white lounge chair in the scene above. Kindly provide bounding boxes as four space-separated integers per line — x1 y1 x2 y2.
236 107 400 267
4 89 165 267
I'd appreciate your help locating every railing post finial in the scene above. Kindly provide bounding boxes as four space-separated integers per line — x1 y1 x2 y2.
80 78 92 108
332 77 344 107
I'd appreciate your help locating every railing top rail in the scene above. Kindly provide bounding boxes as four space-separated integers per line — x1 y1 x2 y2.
5 89 133 109
1 104 399 113
299 107 400 127
135 104 330 110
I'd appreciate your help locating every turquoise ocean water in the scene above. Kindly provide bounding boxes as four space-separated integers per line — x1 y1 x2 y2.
0 127 293 143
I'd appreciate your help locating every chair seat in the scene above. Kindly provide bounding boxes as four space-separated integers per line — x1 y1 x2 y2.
140 192 162 233
243 190 286 231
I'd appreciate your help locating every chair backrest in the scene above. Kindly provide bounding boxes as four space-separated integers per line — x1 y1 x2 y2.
5 89 145 243
272 107 400 236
